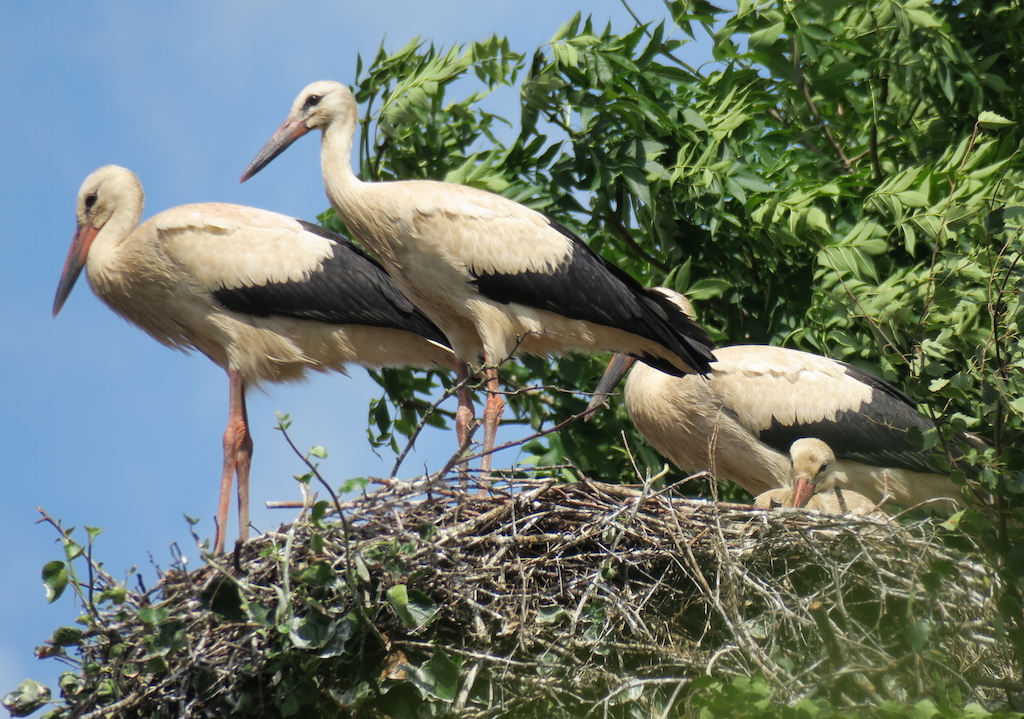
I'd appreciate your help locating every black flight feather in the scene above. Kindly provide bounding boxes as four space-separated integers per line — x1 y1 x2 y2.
212 221 450 347
469 218 715 375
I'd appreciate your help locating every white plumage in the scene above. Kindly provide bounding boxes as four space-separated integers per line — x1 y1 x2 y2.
589 291 967 511
54 165 454 553
241 80 716 472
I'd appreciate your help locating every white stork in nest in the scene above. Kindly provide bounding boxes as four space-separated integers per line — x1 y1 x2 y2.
588 290 971 511
240 80 716 473
54 165 455 553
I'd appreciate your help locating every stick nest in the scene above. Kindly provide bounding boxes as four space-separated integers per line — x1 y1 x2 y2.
31 474 1021 718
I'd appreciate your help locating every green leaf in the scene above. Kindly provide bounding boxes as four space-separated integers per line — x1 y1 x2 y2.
978 110 1014 129
50 626 84 646
354 553 371 582
903 7 941 28
138 605 170 626
905 619 933 652
99 585 127 604
298 561 337 586
316 617 355 659
685 277 732 300
415 648 460 701
1 679 51 717
288 610 332 649
537 606 566 624
387 584 439 630
682 107 708 132
341 476 368 494
200 576 245 621
309 445 328 459
63 540 84 563
748 21 785 48
247 601 275 628
41 561 68 604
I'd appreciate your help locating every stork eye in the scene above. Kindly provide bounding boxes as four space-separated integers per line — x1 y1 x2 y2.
304 94 322 109
85 192 98 210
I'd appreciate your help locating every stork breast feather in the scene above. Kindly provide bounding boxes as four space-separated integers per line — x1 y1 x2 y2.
155 206 335 290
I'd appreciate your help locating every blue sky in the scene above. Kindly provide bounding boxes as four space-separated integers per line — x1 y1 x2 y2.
0 0 716 700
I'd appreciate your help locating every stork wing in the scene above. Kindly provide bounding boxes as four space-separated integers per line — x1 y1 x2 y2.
156 205 450 344
710 347 942 475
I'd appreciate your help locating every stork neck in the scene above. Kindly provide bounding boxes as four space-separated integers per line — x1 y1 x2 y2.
320 116 364 208
98 183 145 253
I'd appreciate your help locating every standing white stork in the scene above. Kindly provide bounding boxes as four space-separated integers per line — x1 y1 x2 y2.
754 438 889 520
53 165 455 554
239 80 716 472
588 291 969 511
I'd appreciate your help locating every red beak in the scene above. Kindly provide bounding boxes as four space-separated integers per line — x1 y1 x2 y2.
53 222 98 317
240 117 311 183
790 475 815 508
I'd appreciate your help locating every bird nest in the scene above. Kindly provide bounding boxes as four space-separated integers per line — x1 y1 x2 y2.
24 472 1020 718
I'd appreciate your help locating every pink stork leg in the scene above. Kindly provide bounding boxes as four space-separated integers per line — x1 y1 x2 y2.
453 359 476 453
215 369 253 554
480 364 505 474
453 359 476 481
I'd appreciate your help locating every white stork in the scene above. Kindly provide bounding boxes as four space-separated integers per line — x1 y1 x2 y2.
588 291 969 511
754 438 889 520
53 165 455 554
239 80 716 472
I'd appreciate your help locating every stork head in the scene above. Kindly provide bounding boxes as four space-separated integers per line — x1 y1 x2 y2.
789 437 837 508
241 80 358 182
54 166 144 317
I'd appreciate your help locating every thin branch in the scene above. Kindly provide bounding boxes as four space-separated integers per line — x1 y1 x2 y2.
790 36 852 173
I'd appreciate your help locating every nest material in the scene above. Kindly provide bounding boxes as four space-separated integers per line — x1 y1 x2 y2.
36 474 1019 718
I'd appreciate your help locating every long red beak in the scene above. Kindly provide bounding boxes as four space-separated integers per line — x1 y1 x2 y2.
790 475 815 508
53 222 98 317
585 353 638 418
240 117 311 183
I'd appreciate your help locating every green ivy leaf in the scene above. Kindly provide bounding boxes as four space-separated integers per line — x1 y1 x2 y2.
1 679 51 717
387 584 439 631
41 561 68 604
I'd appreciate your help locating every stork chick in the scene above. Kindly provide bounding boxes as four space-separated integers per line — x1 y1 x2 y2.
755 438 888 520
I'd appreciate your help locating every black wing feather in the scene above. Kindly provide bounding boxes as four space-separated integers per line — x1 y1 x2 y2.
470 218 715 375
212 221 450 346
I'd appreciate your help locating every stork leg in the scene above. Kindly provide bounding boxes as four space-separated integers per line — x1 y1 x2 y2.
452 359 476 481
215 369 253 554
454 359 476 451
480 364 505 475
